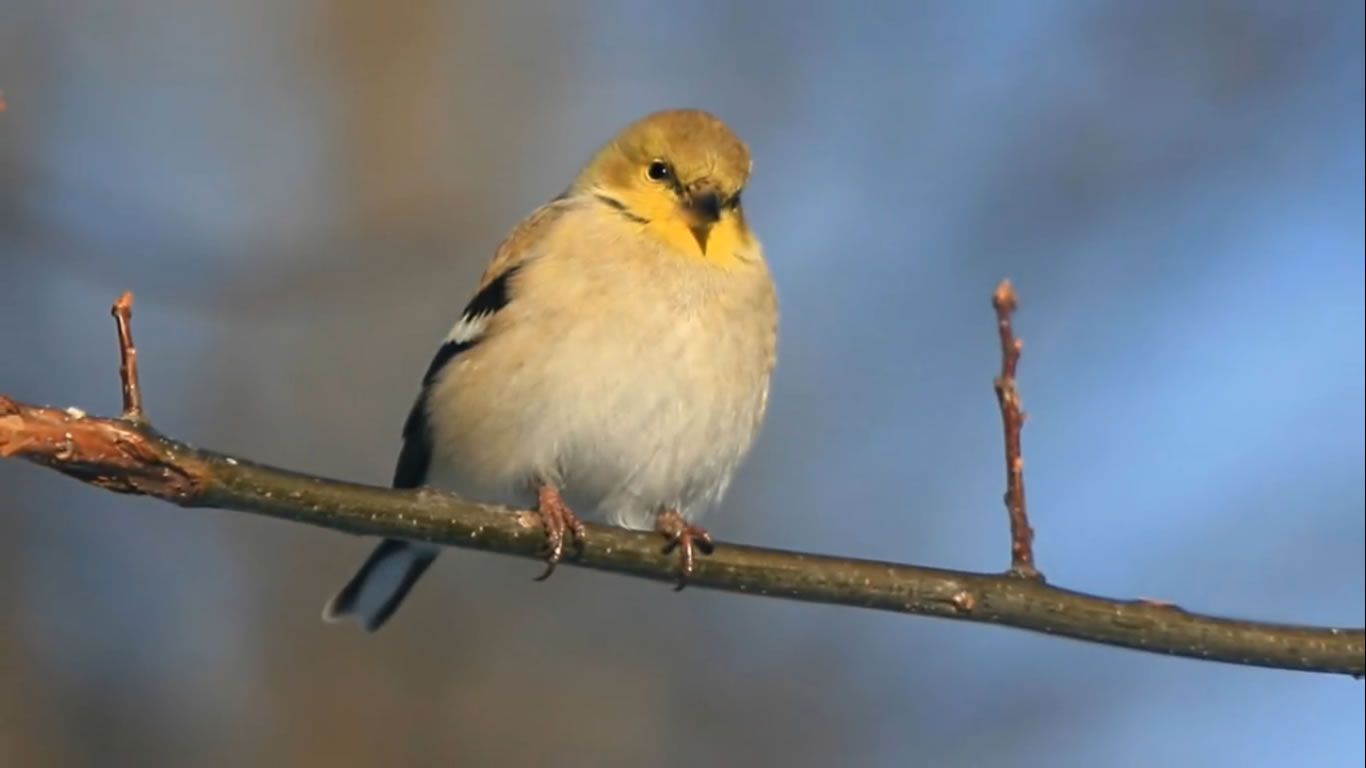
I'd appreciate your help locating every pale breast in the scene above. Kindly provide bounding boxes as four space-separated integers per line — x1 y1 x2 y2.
426 215 777 529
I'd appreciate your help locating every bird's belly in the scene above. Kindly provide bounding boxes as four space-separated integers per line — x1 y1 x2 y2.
554 344 759 528
429 313 767 529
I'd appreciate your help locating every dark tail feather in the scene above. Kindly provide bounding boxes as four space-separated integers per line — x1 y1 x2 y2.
322 538 438 631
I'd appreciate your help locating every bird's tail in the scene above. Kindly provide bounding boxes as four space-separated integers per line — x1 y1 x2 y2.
322 539 439 631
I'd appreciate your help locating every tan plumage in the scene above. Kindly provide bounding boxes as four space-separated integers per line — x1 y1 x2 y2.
324 109 777 630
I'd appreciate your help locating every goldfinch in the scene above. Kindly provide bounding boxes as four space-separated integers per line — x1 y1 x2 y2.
323 108 777 631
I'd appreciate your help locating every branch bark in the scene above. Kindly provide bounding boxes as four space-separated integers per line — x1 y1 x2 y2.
1 291 1362 678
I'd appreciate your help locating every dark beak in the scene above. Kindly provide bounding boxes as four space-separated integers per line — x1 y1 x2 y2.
685 181 723 251
686 181 723 224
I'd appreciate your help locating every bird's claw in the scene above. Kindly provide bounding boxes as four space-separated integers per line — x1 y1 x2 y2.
655 509 714 590
532 485 586 580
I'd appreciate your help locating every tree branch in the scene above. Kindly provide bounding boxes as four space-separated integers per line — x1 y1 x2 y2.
110 291 145 423
1 292 1361 678
992 280 1038 578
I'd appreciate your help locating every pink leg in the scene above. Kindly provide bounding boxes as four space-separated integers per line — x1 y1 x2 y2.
655 508 715 590
532 484 587 580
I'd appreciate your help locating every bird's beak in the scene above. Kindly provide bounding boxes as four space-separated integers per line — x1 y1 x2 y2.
685 180 724 251
686 181 723 223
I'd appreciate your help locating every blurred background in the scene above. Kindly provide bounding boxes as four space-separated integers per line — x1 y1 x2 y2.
2 1 1362 766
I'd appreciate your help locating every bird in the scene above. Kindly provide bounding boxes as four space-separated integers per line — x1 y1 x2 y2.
322 108 778 631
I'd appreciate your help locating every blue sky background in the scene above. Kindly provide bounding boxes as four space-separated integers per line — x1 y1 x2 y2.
2 2 1362 766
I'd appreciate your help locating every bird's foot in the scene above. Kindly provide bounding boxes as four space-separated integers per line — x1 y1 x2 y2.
655 509 714 590
532 484 586 580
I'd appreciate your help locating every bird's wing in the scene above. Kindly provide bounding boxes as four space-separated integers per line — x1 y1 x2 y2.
391 196 579 489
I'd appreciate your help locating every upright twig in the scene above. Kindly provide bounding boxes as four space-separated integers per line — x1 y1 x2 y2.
110 291 144 423
992 280 1038 578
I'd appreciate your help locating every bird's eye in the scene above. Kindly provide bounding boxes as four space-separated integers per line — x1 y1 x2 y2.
646 161 672 182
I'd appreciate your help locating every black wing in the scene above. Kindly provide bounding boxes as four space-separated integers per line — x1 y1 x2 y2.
390 265 522 489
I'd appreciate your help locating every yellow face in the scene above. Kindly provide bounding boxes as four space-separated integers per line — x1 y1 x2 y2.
571 109 756 267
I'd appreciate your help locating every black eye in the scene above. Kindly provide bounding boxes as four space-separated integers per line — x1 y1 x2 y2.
646 161 671 181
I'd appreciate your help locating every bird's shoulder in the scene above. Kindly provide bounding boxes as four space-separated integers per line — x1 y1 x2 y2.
474 194 586 294
428 195 585 364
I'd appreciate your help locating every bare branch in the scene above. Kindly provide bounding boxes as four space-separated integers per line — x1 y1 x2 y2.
992 279 1038 577
1 291 1362 678
110 291 144 423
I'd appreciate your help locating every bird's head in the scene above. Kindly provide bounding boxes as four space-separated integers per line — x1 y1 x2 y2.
572 108 755 265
